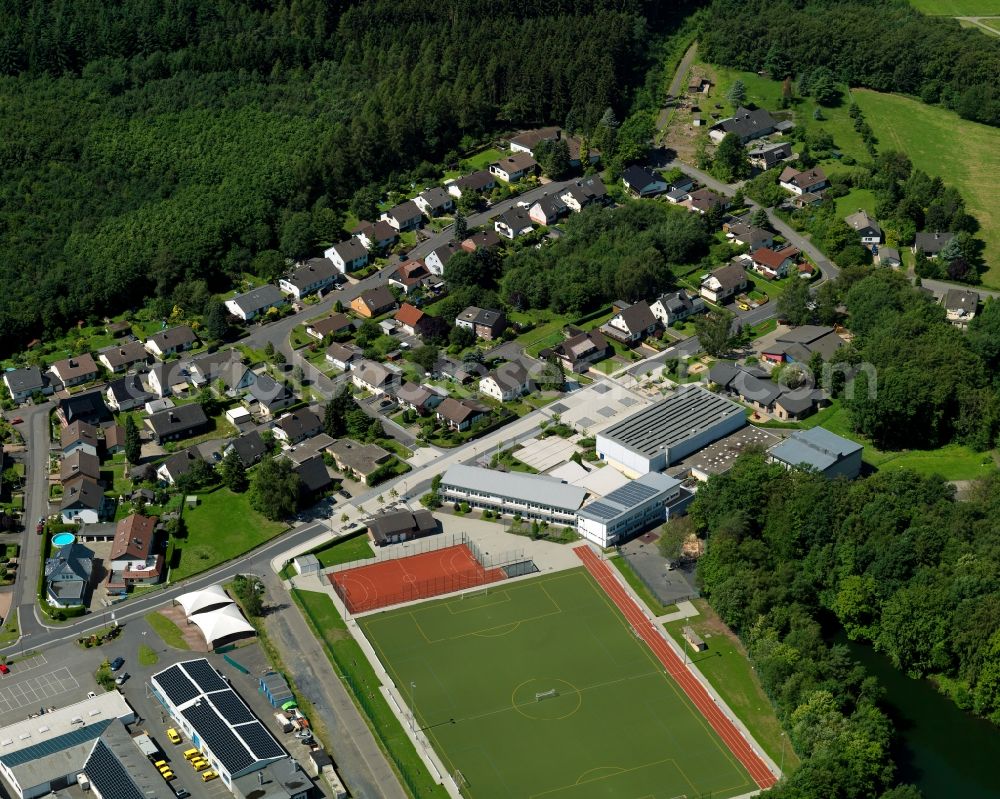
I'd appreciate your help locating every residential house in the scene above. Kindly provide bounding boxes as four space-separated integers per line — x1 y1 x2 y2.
144 325 198 358
760 325 845 364
367 509 438 547
60 450 101 484
274 409 323 446
436 397 489 431
57 392 111 426
494 208 534 239
279 257 339 300
244 372 296 419
380 200 423 232
285 432 334 466
49 353 99 388
489 152 538 182
107 320 132 338
621 166 668 197
479 361 533 402
392 382 446 415
877 247 901 268
146 362 170 398
668 175 696 193
307 313 354 340
728 223 774 251
779 166 828 196
791 192 824 209
529 193 568 226
325 342 363 372
224 285 287 322
350 285 397 318
666 186 690 204
708 106 778 144
60 476 110 524
97 340 148 373
224 431 268 467
686 188 727 215
155 448 203 485
747 140 792 170
61 421 99 457
424 241 461 276
328 439 391 480
541 330 612 373
942 289 979 328
187 349 254 392
650 290 706 326
709 361 827 421
913 231 954 258
700 262 748 304
413 186 455 217
352 359 401 396
294 455 334 500
687 75 711 94
107 514 162 591
3 367 51 403
600 301 659 344
460 229 502 253
395 303 430 337
104 423 125 456
844 210 882 247
455 307 506 340
749 245 800 279
105 375 153 412
446 170 496 198
388 260 431 295
44 541 94 607
559 176 608 212
353 220 399 252
507 127 598 168
322 238 369 276
767 427 862 479
144 403 210 443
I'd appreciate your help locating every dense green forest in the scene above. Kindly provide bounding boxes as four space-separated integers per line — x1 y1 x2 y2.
0 0 694 354
700 0 1000 126
691 454 1000 797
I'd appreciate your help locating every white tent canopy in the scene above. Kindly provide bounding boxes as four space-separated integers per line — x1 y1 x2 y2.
189 603 254 647
175 584 233 616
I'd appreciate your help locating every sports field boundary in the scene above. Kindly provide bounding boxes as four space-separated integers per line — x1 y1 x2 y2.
575 545 780 789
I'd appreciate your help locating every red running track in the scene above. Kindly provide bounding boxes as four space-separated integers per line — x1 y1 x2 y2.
575 546 778 790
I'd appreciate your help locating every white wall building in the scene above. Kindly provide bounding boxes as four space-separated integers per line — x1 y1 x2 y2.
440 464 586 525
577 472 683 547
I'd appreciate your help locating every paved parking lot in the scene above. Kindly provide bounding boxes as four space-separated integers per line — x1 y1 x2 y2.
0 666 80 712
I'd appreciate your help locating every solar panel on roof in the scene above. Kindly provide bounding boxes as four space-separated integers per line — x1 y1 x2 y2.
209 691 254 724
182 701 254 773
1 720 110 767
85 739 147 799
237 721 285 761
155 664 200 705
582 501 620 521
608 482 658 506
182 659 228 693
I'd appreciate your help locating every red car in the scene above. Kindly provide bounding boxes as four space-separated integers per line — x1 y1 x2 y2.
11 417 23 424
0 664 10 675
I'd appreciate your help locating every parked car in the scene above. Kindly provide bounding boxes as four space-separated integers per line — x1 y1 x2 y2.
110 656 125 672
0 664 10 675
115 672 130 686
339 489 352 499
11 417 23 424
174 788 191 799
166 728 182 745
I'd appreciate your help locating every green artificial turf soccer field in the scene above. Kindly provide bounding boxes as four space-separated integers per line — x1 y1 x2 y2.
359 568 755 799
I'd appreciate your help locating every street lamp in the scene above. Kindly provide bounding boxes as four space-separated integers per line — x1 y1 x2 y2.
410 681 417 732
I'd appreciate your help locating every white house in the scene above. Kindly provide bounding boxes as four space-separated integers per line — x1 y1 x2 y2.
559 176 608 212
413 187 455 217
380 200 422 231
224 285 287 322
650 290 706 326
479 361 533 402
779 166 828 196
749 246 799 279
494 208 534 239
489 152 538 183
700 262 748 304
144 325 198 358
600 301 659 344
325 342 362 372
424 241 460 276
844 210 883 247
351 359 401 396
621 166 667 197
3 367 51 403
279 257 340 299
354 220 398 251
324 238 369 273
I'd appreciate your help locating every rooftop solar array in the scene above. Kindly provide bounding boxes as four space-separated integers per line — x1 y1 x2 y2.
154 664 200 706
210 690 254 725
578 472 682 524
182 701 256 774
183 659 228 693
237 721 286 761
0 719 110 767
608 481 658 507
85 738 147 799
580 501 618 521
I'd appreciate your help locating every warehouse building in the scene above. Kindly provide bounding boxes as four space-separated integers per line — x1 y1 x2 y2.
596 386 746 476
440 464 587 525
767 426 863 479
577 472 683 548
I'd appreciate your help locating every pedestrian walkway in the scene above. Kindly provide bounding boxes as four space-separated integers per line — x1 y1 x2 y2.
658 598 699 623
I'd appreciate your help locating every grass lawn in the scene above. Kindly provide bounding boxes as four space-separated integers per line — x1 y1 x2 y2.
908 0 1000 12
609 555 677 616
664 600 800 773
290 588 448 799
834 188 879 219
137 644 159 666
145 612 191 650
459 147 505 172
854 89 1000 288
171 489 286 581
360 569 757 799
309 533 374 568
510 310 573 356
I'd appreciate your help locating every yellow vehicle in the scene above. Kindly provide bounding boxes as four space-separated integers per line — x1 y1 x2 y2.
183 748 200 761
192 759 210 772
737 300 751 311
160 770 175 781
166 728 182 745
153 760 168 769
202 770 218 782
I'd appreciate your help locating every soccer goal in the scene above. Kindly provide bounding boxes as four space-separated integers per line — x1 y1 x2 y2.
535 688 559 701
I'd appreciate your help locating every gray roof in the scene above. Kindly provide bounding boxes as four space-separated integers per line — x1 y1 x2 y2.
496 207 533 232
457 306 505 329
85 720 173 799
705 261 747 291
845 210 882 237
60 477 105 512
622 165 663 192
45 541 94 583
418 186 453 208
367 509 437 545
355 284 396 313
453 170 495 191
914 230 953 254
247 372 293 408
294 454 333 494
879 247 901 262
98 340 148 369
598 386 746 458
616 301 657 334
147 324 197 351
3 366 46 394
485 360 531 393
285 257 338 290
713 106 777 140
229 284 285 315
146 403 209 437
159 448 203 480
330 237 368 263
277 409 322 441
106 374 152 405
769 427 862 472
776 325 835 345
943 288 979 314
578 472 681 524
441 464 586 512
386 199 421 221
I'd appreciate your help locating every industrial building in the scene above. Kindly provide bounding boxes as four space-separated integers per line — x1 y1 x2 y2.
767 427 863 479
440 464 587 525
577 472 683 547
596 386 746 476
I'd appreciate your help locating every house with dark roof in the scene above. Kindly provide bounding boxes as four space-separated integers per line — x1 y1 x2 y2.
57 391 112 427
760 325 846 364
366 509 438 547
105 374 153 412
708 106 778 144
392 382 447 415
479 361 533 402
749 245 800 279
495 208 535 239
294 454 333 499
700 262 748 303
913 230 954 258
559 176 608 212
413 186 455 217
324 237 370 273
388 259 432 295
529 193 568 226
60 449 100 484
747 140 792 169
44 541 94 607
436 397 490 431
708 361 828 421
350 285 397 318
649 290 706 326
97 340 149 373
845 210 883 247
728 223 774 251
601 301 659 344
686 188 728 215
104 423 125 455
779 166 828 196
325 342 363 372
424 240 461 275
49 353 99 388
460 229 502 252
225 430 268 467
306 312 354 340
877 247 901 268
942 288 979 328
61 421 100 457
380 200 423 231
60 476 111 524
2 366 51 403
489 152 538 182
144 325 198 358
622 166 668 197
541 330 612 372
107 514 162 591
351 359 402 396
447 170 496 198
225 284 288 322
155 447 204 485
507 127 598 168
279 257 340 300
144 403 210 443
274 409 323 446
244 373 296 419
455 307 506 340
353 219 399 251
328 439 391 479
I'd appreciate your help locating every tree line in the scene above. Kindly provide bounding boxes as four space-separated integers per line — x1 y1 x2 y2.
691 452 1000 797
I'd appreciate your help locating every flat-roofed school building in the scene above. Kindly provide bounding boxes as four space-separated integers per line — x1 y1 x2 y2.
577 472 683 548
596 386 746 476
440 464 586 525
